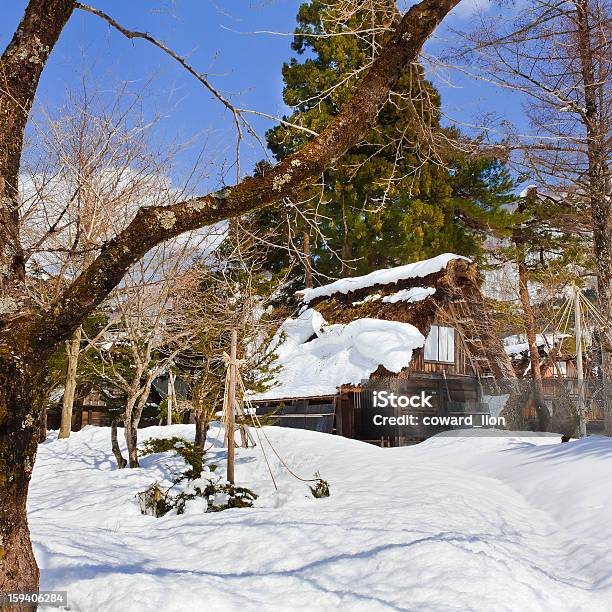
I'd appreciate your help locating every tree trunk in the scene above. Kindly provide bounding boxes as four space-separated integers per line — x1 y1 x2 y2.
39 403 47 443
124 374 153 468
111 418 127 469
0 351 47 594
194 412 209 450
123 382 142 468
303 231 313 289
193 378 210 450
58 326 82 438
517 260 550 431
0 2 76 591
124 411 140 469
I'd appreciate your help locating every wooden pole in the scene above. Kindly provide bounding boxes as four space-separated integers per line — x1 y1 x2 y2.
574 286 587 438
227 330 237 483
167 370 175 426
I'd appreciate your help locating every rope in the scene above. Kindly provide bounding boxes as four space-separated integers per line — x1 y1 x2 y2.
217 337 326 490
203 419 224 454
237 372 322 485
247 412 278 491
580 292 612 342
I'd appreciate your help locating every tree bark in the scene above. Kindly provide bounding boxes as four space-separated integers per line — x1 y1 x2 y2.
0 2 74 585
0 350 47 595
124 396 140 469
1 2 75 590
194 412 208 450
58 325 82 438
124 373 153 468
39 405 48 443
193 377 211 450
111 418 126 469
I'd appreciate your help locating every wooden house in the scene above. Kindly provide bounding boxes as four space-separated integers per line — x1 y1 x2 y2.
250 254 517 446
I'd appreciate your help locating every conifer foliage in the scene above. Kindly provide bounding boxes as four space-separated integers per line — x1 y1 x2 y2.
256 0 515 288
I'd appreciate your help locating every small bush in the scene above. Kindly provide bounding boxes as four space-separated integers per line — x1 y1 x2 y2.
140 436 208 480
309 473 330 498
136 435 256 517
174 482 258 514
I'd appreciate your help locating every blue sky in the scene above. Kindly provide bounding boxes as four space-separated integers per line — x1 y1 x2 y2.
2 1 526 192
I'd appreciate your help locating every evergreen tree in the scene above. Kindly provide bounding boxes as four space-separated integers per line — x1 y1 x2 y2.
252 0 515 293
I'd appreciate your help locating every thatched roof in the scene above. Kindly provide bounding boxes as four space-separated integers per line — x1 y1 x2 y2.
302 254 479 337
251 254 516 402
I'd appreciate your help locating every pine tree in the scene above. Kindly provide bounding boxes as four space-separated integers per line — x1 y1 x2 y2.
253 0 515 293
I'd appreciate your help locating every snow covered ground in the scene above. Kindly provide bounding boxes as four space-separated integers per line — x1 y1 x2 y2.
29 425 612 611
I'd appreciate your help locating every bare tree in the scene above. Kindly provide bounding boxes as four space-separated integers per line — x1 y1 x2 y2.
0 0 460 593
173 228 287 450
84 236 208 467
453 0 611 427
21 85 176 436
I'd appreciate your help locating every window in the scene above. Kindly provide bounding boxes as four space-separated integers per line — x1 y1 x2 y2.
424 325 455 363
555 361 567 377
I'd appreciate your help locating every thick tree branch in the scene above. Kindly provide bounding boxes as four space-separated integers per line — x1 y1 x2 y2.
0 0 75 284
25 0 461 349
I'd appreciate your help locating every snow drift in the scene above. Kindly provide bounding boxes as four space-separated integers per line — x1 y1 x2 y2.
29 425 612 611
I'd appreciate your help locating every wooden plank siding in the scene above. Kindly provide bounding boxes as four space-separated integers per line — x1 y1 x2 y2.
338 374 481 446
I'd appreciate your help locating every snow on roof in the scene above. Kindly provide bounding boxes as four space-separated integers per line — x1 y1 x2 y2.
250 308 425 401
503 333 570 356
382 286 436 304
350 287 435 306
299 253 470 303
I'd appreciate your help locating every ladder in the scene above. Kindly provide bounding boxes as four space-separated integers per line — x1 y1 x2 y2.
444 298 496 379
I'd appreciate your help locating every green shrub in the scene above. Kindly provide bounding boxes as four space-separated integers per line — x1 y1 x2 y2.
137 436 257 517
174 482 258 514
140 436 208 480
